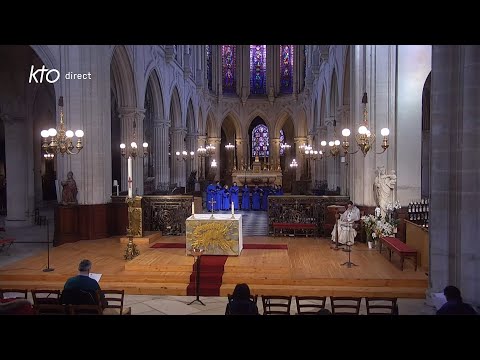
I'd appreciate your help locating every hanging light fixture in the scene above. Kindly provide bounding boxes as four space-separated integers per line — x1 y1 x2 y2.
120 116 148 158
340 47 389 157
41 96 84 156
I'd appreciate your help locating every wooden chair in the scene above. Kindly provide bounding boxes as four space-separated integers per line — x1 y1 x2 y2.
0 289 28 299
32 290 63 314
98 289 130 315
69 304 103 315
295 296 327 315
330 296 362 315
31 289 61 305
365 297 399 315
34 304 69 315
261 295 292 315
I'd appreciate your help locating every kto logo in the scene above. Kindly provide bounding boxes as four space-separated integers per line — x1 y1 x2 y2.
29 65 60 84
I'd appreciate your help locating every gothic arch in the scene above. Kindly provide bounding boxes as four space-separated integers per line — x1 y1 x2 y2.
247 109 271 134
186 99 195 133
145 69 165 121
206 111 217 137
197 107 204 135
221 111 243 139
329 69 338 118
296 107 307 137
274 109 295 136
169 86 182 128
110 45 137 108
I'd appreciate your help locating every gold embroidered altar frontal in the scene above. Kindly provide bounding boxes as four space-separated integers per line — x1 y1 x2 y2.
185 214 243 256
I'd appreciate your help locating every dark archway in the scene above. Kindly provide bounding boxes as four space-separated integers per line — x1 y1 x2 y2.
421 72 431 198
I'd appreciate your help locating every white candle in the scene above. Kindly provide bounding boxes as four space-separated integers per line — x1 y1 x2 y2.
231 202 234 216
128 156 133 198
192 201 195 215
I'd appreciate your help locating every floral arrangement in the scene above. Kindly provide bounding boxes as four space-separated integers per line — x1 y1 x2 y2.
361 214 395 242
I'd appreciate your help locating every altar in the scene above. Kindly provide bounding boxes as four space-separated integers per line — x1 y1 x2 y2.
185 214 243 256
231 157 282 186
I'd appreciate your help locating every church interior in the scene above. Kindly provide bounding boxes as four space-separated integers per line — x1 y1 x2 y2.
0 45 478 315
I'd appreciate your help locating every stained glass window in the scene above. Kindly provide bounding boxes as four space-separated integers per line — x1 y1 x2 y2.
222 45 236 94
279 129 285 156
250 45 266 95
252 124 269 157
280 45 294 94
206 45 212 91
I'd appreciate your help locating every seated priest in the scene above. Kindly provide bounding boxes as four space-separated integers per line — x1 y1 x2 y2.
331 201 360 245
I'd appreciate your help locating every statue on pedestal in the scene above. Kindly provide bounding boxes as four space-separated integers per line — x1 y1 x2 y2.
61 171 78 205
374 167 397 218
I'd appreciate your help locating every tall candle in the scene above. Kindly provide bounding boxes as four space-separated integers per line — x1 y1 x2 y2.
128 156 133 198
231 202 234 216
192 201 195 215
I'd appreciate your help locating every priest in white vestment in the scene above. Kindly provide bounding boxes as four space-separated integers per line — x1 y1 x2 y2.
331 201 361 245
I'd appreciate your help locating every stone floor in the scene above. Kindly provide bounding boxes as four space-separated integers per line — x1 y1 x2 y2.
0 212 438 315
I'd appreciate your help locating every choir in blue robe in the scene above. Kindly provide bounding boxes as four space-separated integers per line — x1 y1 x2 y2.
261 186 271 211
206 183 216 211
215 182 223 211
252 186 262 210
222 186 231 210
241 185 250 210
230 183 239 210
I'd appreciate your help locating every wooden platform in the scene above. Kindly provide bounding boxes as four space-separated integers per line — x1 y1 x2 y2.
0 236 428 299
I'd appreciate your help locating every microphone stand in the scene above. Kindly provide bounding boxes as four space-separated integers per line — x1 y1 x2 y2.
43 220 54 272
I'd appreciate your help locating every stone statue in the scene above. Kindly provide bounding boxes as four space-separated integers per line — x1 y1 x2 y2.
61 171 78 205
374 167 397 218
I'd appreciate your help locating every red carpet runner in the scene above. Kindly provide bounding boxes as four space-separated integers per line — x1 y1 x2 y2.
186 256 228 296
150 243 288 296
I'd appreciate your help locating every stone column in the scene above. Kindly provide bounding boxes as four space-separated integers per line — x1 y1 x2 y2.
235 137 245 170
429 45 480 307
186 133 197 182
209 137 222 181
170 127 186 187
294 137 306 181
153 118 170 191
197 135 207 180
270 138 280 171
5 118 28 225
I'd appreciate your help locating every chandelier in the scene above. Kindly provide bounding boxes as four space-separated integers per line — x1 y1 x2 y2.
41 96 84 156
120 117 148 158
289 159 298 168
341 93 389 157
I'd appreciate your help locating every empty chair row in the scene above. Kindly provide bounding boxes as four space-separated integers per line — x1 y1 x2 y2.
260 295 398 315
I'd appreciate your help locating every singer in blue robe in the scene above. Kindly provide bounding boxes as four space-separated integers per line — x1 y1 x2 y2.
252 186 262 210
215 181 222 211
241 185 250 210
206 182 216 211
230 182 239 210
277 185 284 195
261 186 270 211
222 185 231 210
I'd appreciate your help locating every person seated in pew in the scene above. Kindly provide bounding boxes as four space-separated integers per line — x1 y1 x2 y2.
225 283 259 315
436 286 477 315
62 259 107 307
331 201 360 245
